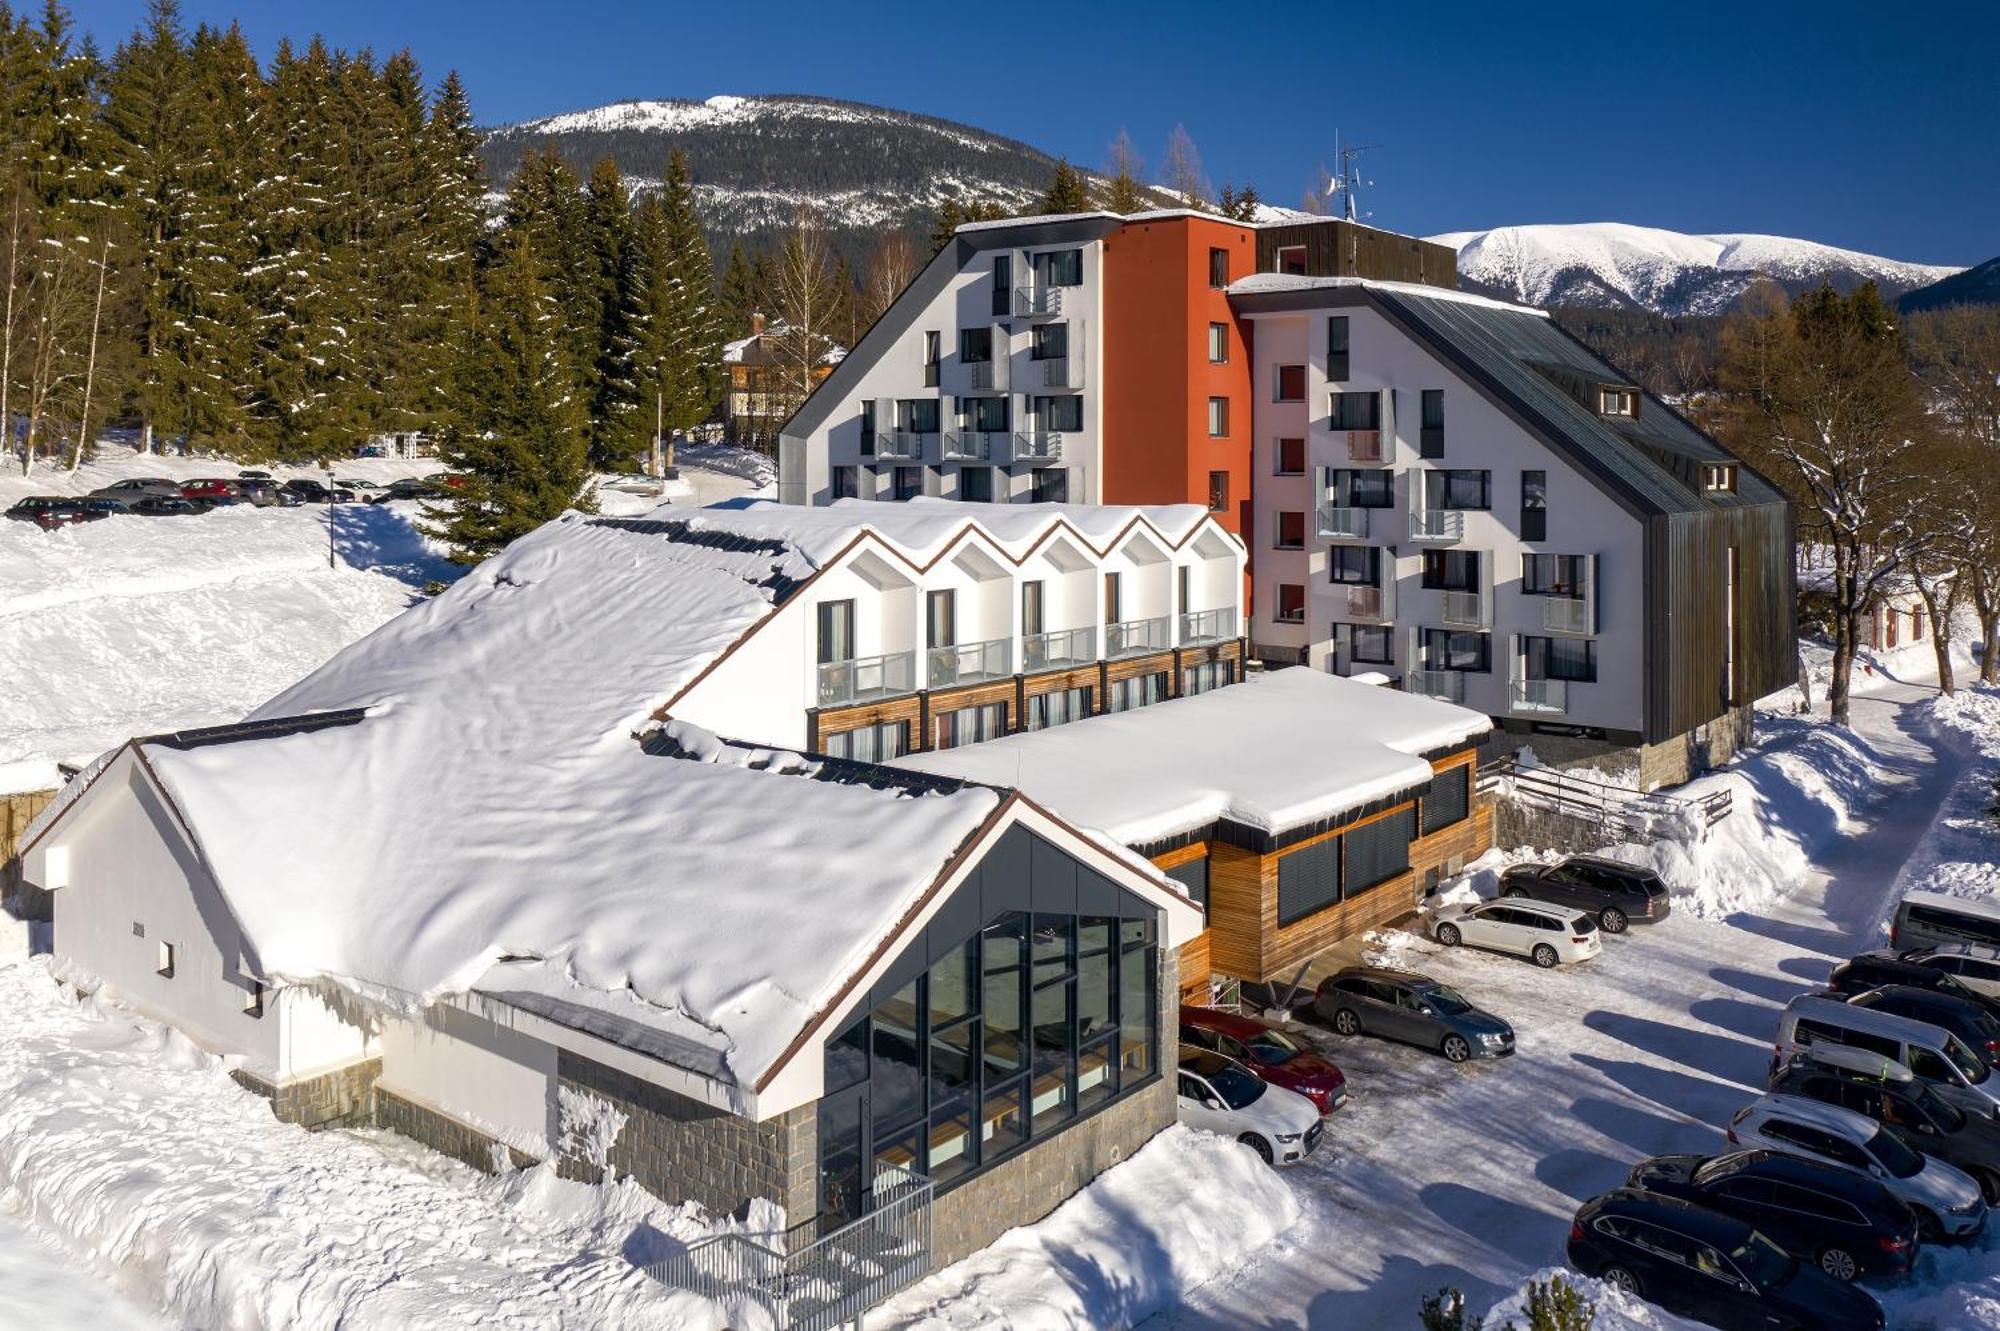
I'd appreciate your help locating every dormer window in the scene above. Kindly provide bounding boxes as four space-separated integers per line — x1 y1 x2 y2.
1701 462 1737 494
1598 387 1637 417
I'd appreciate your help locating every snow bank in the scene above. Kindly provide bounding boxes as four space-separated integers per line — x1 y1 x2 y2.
874 1125 1299 1330
1479 1269 1708 1331
1889 685 2000 913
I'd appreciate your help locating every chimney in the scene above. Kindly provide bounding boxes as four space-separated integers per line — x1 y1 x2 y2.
750 310 766 337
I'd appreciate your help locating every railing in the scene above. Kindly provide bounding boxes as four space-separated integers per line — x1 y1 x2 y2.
1543 596 1592 636
648 1166 934 1331
1479 755 1734 841
1409 509 1465 543
928 637 1012 689
1441 590 1488 629
1012 431 1064 463
1511 677 1567 714
1316 505 1370 540
941 431 990 461
1022 625 1096 672
1106 615 1171 658
1344 584 1387 621
1013 284 1062 318
967 360 1007 391
1040 358 1082 389
817 650 917 707
1345 430 1383 463
1179 607 1236 644
875 431 925 459
1406 669 1466 703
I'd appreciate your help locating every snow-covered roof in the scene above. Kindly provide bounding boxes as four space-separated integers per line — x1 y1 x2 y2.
893 669 1489 847
721 321 846 365
1227 272 1548 317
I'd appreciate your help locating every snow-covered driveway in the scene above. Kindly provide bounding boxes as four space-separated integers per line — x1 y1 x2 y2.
1148 678 1984 1329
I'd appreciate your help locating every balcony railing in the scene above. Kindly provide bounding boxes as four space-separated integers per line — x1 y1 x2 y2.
1012 431 1064 463
1343 583 1388 622
817 650 917 707
1406 669 1467 703
1542 595 1592 636
1409 509 1465 543
875 431 925 459
1022 626 1096 673
1179 607 1236 644
1441 590 1488 629
928 637 1012 690
1040 358 1082 390
1315 505 1370 540
1345 430 1384 463
1512 677 1568 714
966 360 1008 392
1012 284 1062 318
940 431 990 461
1105 615 1171 658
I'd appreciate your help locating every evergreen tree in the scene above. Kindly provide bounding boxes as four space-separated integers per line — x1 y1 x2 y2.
927 195 1009 257
645 148 722 452
718 241 759 335
579 155 638 468
1217 183 1261 221
413 68 485 437
428 224 590 562
1040 157 1088 214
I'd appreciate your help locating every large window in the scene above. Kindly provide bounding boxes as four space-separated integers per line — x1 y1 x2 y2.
1274 511 1305 550
1423 764 1470 834
831 466 858 501
1026 686 1092 730
1033 248 1082 286
1208 246 1230 288
1346 623 1394 664
959 466 993 503
1328 468 1394 509
1182 659 1235 696
1330 391 1380 430
1036 395 1082 433
1521 470 1548 542
902 398 940 434
1522 553 1586 597
821 720 909 764
1523 635 1598 683
1327 317 1350 381
1275 437 1305 476
1421 549 1481 592
817 600 855 664
1275 583 1306 622
964 395 1009 433
819 902 1158 1220
1207 397 1230 438
1422 628 1491 673
934 701 1007 750
1273 365 1307 402
1277 838 1340 925
1420 389 1445 458
1031 322 1069 361
1207 322 1229 364
1032 468 1068 504
1327 544 1380 585
1345 808 1415 896
924 331 941 387
894 466 922 501
859 400 877 455
959 327 993 364
1107 672 1168 713
991 255 1011 317
1427 469 1490 511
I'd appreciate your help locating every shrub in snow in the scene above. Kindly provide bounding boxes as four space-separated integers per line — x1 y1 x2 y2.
1434 1275 1596 1331
1420 1286 1483 1330
556 1085 628 1178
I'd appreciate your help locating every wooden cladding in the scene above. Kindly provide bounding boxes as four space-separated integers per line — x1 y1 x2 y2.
1644 505 1795 744
1254 220 1459 290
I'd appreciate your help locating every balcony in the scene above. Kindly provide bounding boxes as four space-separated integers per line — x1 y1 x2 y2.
1342 583 1390 622
1105 615 1171 658
876 431 926 460
1345 430 1384 463
1441 589 1488 629
1511 677 1568 714
1012 284 1063 319
817 650 918 707
966 360 1009 392
1316 505 1370 541
941 431 991 461
1542 594 1593 636
1409 509 1465 543
1012 431 1064 464
1179 607 1237 645
928 637 1012 690
1039 357 1083 390
1406 669 1467 704
1022 626 1097 673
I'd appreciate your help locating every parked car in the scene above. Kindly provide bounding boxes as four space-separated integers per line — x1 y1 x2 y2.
1499 855 1671 933
179 478 243 506
1429 897 1601 969
1898 942 2000 1002
234 479 282 506
6 496 109 530
237 468 275 481
1567 1189 1885 1331
280 478 354 504
86 477 182 509
372 476 439 502
1727 1093 1987 1241
128 496 200 516
1773 1043 2000 1202
1179 1006 1347 1114
1890 889 2000 954
332 476 379 498
1850 984 2000 1065
1174 1047 1323 1166
1772 993 2000 1120
1828 951 2000 1019
1313 966 1514 1063
1626 1148 1919 1281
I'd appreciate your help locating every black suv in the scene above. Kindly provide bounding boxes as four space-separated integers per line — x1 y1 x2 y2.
1774 1055 2000 1201
280 478 356 504
1850 984 2000 1064
1568 1189 1884 1331
1626 1149 1918 1282
1828 952 2000 1018
6 496 106 531
1499 855 1670 933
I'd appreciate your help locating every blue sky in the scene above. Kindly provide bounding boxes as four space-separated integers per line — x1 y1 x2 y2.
83 0 1998 264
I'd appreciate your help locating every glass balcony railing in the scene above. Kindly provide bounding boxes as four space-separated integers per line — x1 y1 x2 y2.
1409 509 1465 543
1441 590 1488 629
1105 615 1170 658
1315 505 1370 540
927 637 1013 689
1512 678 1568 714
1022 626 1095 673
940 431 991 461
875 431 925 459
1012 284 1063 318
1406 669 1467 703
817 650 917 707
1179 607 1236 645
1343 584 1387 621
1011 431 1064 463
1542 596 1592 636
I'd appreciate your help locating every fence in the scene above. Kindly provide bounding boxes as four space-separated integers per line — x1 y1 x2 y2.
1478 756 1732 848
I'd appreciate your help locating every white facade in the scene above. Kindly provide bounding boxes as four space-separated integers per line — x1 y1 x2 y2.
1241 303 1646 738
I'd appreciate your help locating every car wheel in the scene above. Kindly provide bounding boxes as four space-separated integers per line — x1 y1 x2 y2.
1441 1034 1472 1063
1601 1265 1640 1297
1437 923 1463 947
1977 1169 2000 1205
1531 943 1560 968
1332 1008 1362 1037
1914 1207 1944 1243
1600 907 1628 934
1502 885 1528 898
1238 1133 1274 1166
1817 1247 1859 1282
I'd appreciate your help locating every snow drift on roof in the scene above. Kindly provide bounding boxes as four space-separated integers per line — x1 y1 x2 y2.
1227 272 1549 317
893 669 1488 846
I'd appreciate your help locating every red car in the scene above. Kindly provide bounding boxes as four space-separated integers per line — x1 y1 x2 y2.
1179 1005 1348 1114
179 478 241 504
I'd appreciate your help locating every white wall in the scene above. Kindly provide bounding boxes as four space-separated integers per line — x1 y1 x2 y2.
379 1003 558 1155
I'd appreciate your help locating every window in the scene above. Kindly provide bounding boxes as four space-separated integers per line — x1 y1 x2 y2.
894 466 922 501
1273 365 1306 402
1276 583 1306 622
1020 581 1044 637
903 398 940 434
1429 469 1491 510
1176 564 1190 618
1420 389 1445 458
1103 571 1122 624
927 589 957 650
1520 470 1547 542
860 400 877 456
1182 659 1233 696
1165 857 1208 910
1277 838 1341 925
1031 322 1068 361
1275 437 1305 475
1036 394 1082 433
958 466 993 503
1599 386 1636 416
1423 765 1470 834
1346 808 1415 896
1329 391 1381 430
1033 248 1083 286
1207 322 1229 364
1208 246 1230 288
157 941 176 978
821 721 909 763
1421 549 1481 591
1522 554 1586 597
1327 317 1350 381
991 255 1011 316
1026 686 1092 730
243 981 265 1017
1327 544 1380 585
817 600 855 664
1422 628 1490 673
1107 672 1167 713
1276 244 1307 276
1523 635 1598 683
924 331 941 387
959 327 993 364
1207 470 1230 512
965 395 1009 432
1347 623 1394 665
1031 468 1068 504
1328 468 1394 509
1207 397 1230 438
1274 511 1305 549
831 466 858 501
1702 462 1737 493
934 702 1006 750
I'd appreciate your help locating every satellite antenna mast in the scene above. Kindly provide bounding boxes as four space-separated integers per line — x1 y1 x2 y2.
1334 138 1382 222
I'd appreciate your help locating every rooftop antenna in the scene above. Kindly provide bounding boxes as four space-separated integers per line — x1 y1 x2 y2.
1329 134 1381 223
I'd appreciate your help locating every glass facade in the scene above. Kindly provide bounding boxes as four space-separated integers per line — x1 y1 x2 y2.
818 909 1158 1224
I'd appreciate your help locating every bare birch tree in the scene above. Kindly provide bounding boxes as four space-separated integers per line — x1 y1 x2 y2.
769 206 841 434
861 229 921 329
67 219 114 470
1160 124 1208 209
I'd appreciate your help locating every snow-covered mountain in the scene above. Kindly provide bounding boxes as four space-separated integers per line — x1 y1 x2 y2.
1431 222 1961 316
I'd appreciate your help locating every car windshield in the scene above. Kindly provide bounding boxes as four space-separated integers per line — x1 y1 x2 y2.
1209 1062 1266 1110
1936 972 1986 1004
1247 1032 1302 1065
1424 985 1474 1016
1945 1035 1990 1084
1730 1231 1796 1290
1867 1126 1926 1179
1906 1081 1967 1132
1692 1156 1744 1187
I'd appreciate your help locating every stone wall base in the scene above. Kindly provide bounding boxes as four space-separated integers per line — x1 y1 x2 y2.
376 1086 539 1173
232 1056 381 1130
1638 703 1755 792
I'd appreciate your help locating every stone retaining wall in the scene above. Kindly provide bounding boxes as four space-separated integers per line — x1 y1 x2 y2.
231 1057 381 1130
377 1085 539 1173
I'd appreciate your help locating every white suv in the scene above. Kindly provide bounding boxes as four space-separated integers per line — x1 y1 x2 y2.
1176 1047 1323 1166
1430 898 1601 968
1729 1092 1987 1240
